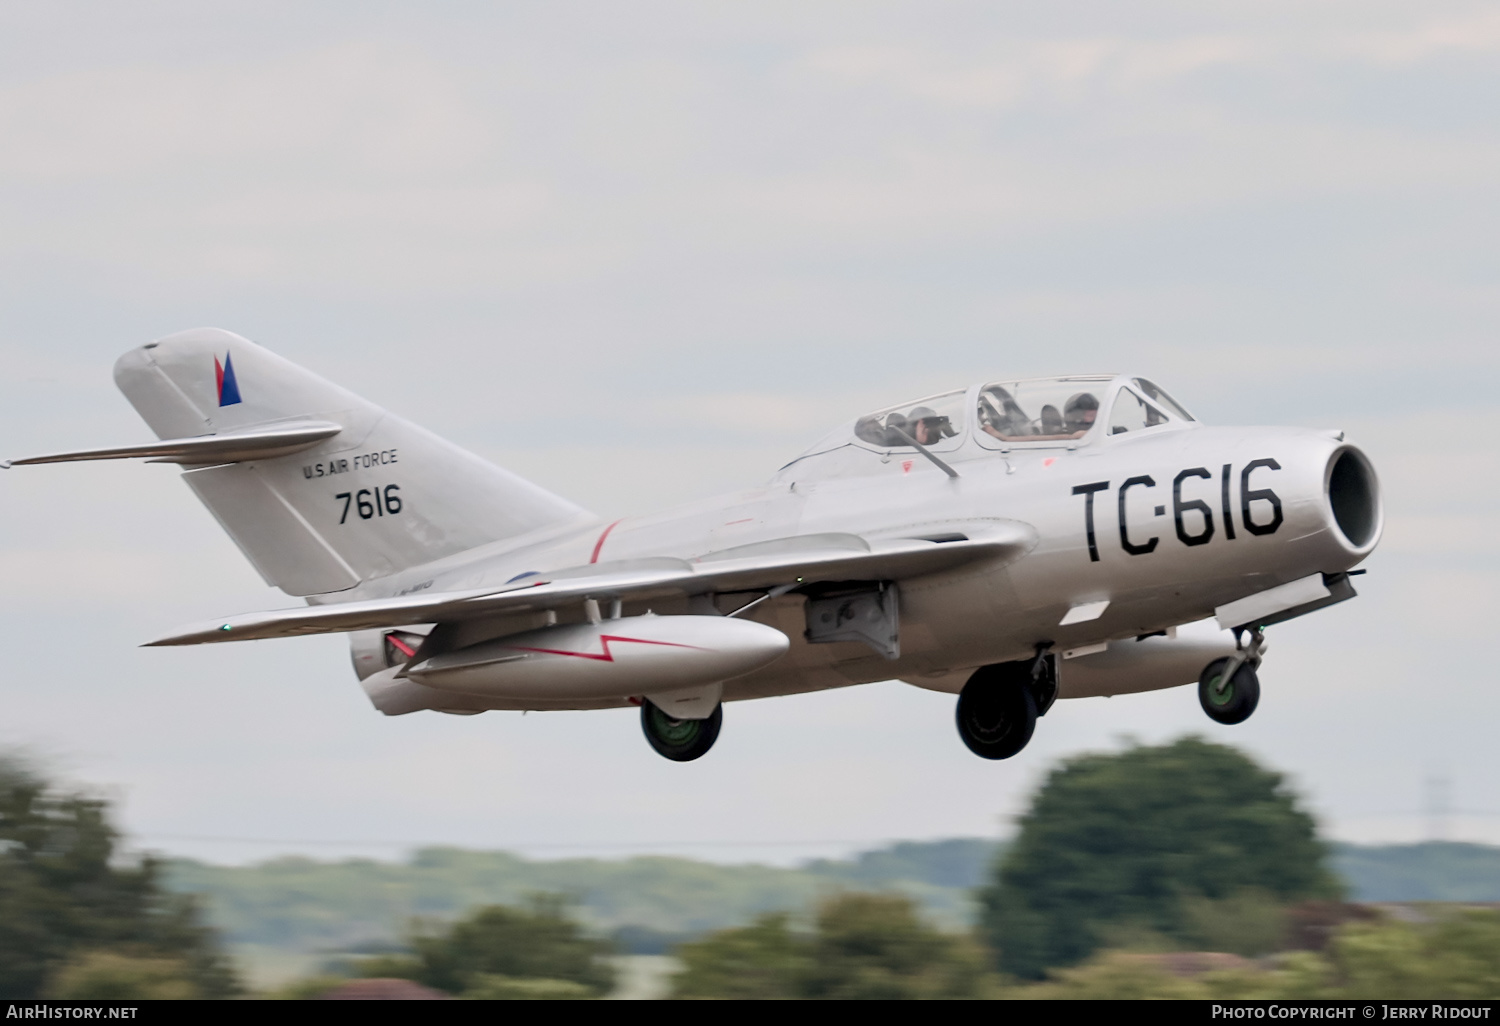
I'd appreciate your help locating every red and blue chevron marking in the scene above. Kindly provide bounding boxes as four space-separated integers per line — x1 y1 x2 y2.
213 352 242 407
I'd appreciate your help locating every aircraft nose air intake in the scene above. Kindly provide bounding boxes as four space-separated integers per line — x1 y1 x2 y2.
1326 446 1381 551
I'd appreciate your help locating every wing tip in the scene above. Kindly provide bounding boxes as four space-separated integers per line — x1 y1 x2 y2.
142 624 233 647
141 635 193 647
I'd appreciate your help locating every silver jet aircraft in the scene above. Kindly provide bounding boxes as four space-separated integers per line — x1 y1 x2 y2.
7 329 1382 761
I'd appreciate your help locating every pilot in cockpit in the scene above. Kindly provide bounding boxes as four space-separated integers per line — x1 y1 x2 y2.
903 407 955 446
978 387 1031 439
855 401 960 448
1063 392 1099 435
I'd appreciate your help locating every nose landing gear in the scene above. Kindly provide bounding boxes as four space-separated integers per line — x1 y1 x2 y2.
1198 628 1265 725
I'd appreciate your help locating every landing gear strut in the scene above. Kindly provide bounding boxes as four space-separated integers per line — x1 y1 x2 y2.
640 699 722 762
1198 627 1265 725
955 649 1054 760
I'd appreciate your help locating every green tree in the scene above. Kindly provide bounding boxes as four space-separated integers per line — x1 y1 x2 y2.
1004 912 1500 1000
45 952 201 1000
978 736 1338 978
1178 889 1289 956
672 912 809 999
1013 950 1213 1000
672 893 997 999
461 974 597 999
803 893 994 999
361 895 615 996
1324 910 1500 999
0 756 239 999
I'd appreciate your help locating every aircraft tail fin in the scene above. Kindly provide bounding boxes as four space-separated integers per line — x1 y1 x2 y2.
111 327 592 596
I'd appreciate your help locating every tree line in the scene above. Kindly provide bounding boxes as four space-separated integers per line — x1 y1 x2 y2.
4 736 1499 999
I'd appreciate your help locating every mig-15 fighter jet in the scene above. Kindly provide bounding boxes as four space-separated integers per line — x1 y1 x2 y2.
6 329 1381 762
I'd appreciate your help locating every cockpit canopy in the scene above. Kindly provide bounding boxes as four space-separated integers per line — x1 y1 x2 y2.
976 376 1112 442
783 375 1196 474
854 390 967 451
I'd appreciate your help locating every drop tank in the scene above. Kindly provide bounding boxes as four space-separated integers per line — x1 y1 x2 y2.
404 613 790 700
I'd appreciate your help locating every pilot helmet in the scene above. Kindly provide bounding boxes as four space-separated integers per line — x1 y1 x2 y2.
907 406 954 439
1062 393 1100 432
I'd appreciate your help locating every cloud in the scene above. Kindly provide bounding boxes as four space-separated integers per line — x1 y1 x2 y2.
802 35 1253 109
0 39 495 180
1346 10 1500 64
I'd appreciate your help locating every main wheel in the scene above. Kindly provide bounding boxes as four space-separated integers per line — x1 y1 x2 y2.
1198 658 1261 725
640 699 722 762
955 667 1038 760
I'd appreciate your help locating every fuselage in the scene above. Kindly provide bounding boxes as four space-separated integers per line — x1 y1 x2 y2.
344 375 1381 710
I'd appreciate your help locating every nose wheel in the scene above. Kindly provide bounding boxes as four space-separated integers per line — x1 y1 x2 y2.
640 699 722 762
1198 627 1265 725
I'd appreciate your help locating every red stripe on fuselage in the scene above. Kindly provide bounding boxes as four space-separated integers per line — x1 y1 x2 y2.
502 635 705 662
589 519 622 563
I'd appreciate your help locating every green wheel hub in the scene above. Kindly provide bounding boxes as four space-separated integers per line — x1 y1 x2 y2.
1197 657 1261 726
1206 670 1235 706
640 699 723 762
647 707 701 745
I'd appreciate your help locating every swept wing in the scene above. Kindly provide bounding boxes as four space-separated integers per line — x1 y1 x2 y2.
146 525 1035 646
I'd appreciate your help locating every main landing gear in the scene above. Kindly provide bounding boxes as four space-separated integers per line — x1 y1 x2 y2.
640 699 723 762
1198 627 1265 725
955 648 1057 760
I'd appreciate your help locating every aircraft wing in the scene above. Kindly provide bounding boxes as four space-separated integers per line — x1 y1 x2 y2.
145 522 1035 646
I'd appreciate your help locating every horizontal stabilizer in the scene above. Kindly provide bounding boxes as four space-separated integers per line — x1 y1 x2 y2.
5 420 342 468
145 525 1035 646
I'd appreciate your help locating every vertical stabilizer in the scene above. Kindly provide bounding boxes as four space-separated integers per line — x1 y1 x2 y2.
114 328 592 596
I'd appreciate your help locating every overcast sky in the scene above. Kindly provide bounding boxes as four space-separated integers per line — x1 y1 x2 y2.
2 1 1498 865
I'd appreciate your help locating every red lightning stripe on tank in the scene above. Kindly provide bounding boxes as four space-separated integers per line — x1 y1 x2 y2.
502 635 705 662
589 519 622 563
